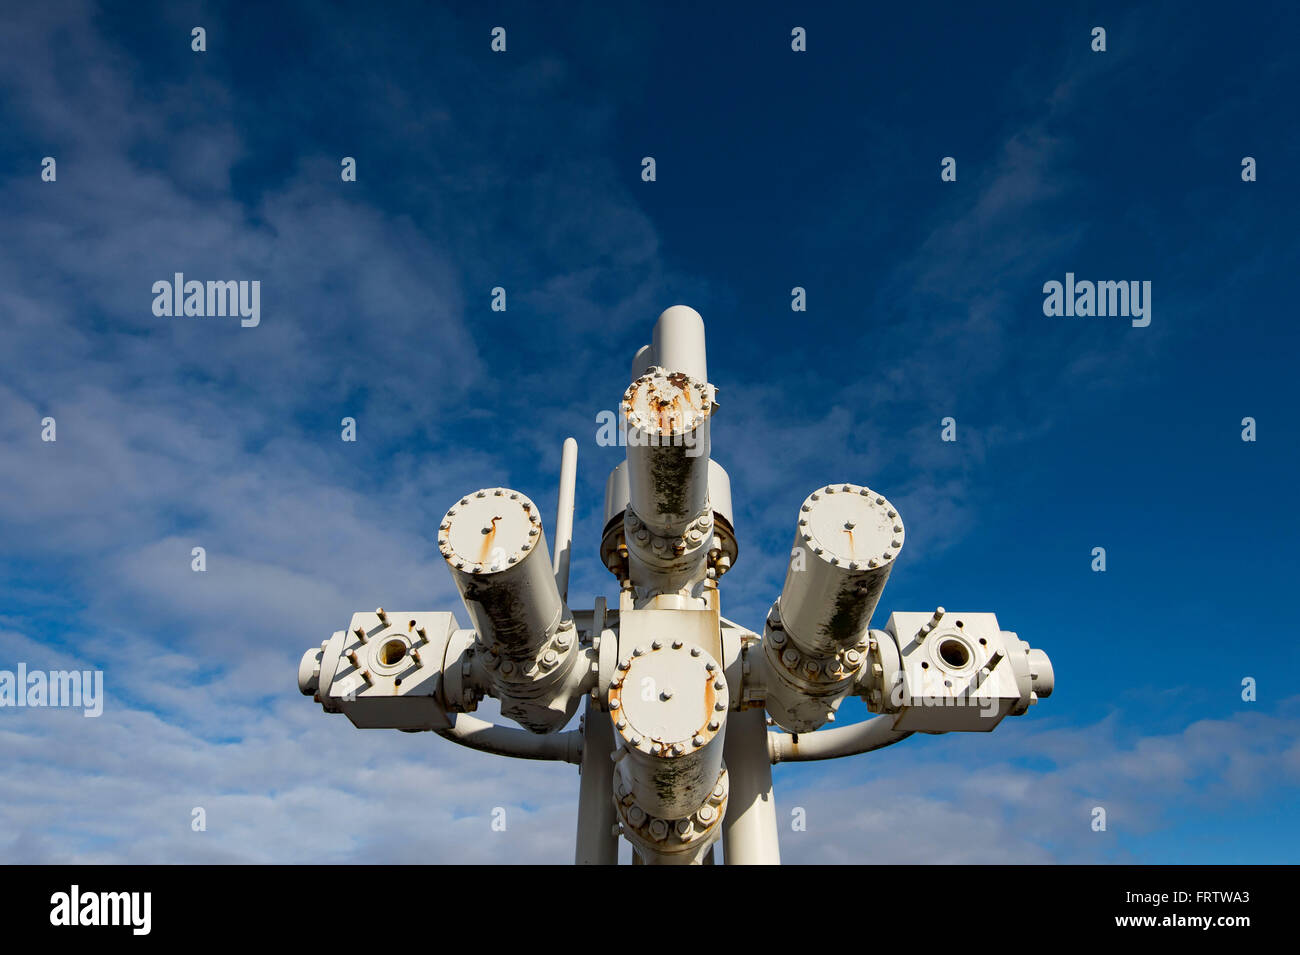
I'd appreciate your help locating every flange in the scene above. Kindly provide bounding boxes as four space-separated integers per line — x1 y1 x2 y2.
608 642 726 757
438 488 542 574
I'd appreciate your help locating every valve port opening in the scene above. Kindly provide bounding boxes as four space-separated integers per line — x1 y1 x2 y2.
938 639 970 669
380 640 408 666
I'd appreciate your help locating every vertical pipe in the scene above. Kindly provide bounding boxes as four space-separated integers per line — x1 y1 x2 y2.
574 697 618 864
721 709 781 865
602 462 629 525
553 437 578 602
631 343 656 382
651 305 708 382
622 371 712 538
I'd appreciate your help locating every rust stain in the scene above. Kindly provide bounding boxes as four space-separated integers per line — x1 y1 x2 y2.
655 397 672 433
636 377 698 435
478 515 502 563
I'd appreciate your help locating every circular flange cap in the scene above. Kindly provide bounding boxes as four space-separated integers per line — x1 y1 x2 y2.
798 484 904 569
610 644 726 755
438 488 541 573
622 369 710 437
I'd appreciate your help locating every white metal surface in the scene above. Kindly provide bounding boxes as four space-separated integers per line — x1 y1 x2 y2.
622 367 713 537
721 709 781 864
768 713 912 763
299 304 1057 865
650 304 708 382
609 640 727 819
575 698 618 864
779 483 902 656
553 437 578 602
439 489 562 655
866 610 1057 732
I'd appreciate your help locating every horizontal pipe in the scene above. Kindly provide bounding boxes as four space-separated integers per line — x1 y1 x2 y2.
435 713 583 764
767 715 913 764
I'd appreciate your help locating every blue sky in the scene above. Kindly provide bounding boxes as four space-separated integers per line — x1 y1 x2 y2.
1 0 1297 863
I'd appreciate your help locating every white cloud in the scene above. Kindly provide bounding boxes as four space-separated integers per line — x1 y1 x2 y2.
776 702 1300 863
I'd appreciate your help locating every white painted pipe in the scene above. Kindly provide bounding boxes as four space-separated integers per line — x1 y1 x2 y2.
434 713 583 763
603 462 629 524
574 698 619 864
721 709 781 864
622 369 712 539
651 305 708 382
778 484 903 657
631 343 656 382
438 488 563 658
767 715 913 763
553 437 578 602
